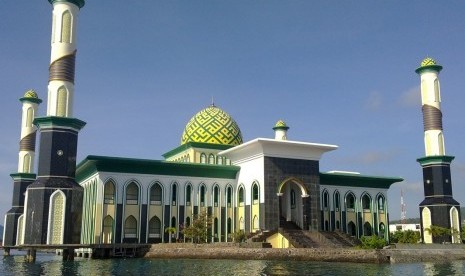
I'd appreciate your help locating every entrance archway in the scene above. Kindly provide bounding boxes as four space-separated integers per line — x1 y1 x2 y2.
277 178 309 230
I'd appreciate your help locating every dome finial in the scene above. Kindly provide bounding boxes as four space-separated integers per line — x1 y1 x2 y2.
211 96 215 107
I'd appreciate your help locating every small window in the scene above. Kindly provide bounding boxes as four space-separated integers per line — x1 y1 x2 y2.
209 154 215 164
334 191 340 211
200 153 207 164
186 185 192 206
323 191 329 209
362 194 371 211
126 183 139 205
150 184 162 205
227 187 232 207
104 180 115 204
346 193 355 210
252 183 259 204
214 186 219 207
171 184 177 206
200 185 205 207
290 189 296 209
217 156 223 165
238 187 244 206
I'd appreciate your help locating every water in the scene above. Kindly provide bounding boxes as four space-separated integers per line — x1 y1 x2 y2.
1 250 465 276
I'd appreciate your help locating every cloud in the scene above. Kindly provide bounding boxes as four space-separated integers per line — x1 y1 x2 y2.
364 91 382 111
399 85 420 107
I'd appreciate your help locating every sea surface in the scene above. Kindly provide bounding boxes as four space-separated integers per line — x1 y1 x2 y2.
1 250 465 276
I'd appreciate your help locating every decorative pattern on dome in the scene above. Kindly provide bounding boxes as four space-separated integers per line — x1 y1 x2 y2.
273 119 289 130
275 120 287 128
181 106 243 146
24 89 38 98
420 57 437 67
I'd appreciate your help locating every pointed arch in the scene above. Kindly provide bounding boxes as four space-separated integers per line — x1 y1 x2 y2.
345 191 356 211
200 153 206 164
333 190 341 211
376 193 385 212
23 154 31 173
171 182 178 206
124 215 138 239
148 216 161 238
102 215 114 243
277 177 309 197
185 183 192 206
213 185 220 207
450 207 460 243
47 190 66 244
149 182 163 205
199 183 206 207
104 179 116 204
322 189 329 209
209 154 215 164
125 181 139 205
253 215 259 231
361 193 372 211
25 107 33 127
239 217 245 230
252 181 259 204
226 185 233 208
238 185 245 206
363 222 372 236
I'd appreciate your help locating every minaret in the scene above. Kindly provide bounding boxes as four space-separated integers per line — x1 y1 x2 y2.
23 0 86 245
3 90 42 247
415 57 461 243
273 120 289 140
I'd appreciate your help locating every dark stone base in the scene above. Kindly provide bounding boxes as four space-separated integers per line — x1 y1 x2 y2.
23 177 83 245
3 208 23 246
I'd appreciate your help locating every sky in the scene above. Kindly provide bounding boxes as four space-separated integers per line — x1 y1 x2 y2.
1 1 465 222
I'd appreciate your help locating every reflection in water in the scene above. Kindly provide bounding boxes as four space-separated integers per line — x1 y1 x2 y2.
1 250 465 276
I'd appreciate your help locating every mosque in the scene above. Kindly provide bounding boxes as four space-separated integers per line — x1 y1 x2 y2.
3 0 410 250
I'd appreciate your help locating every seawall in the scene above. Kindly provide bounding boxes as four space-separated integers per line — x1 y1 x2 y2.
145 243 465 263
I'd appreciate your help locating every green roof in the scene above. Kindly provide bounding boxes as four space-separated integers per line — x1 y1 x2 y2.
320 172 403 189
417 155 455 166
415 57 443 74
76 155 240 182
48 0 85 8
162 142 234 159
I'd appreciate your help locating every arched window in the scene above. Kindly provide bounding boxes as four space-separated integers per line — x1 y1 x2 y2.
171 184 177 206
252 182 259 204
322 190 329 209
47 190 66 245
187 154 190 162
238 187 244 206
214 218 219 238
186 184 192 206
209 154 215 164
347 221 356 236
150 183 162 205
148 216 161 238
200 185 206 207
225 159 231 165
16 214 24 245
124 216 137 239
227 186 232 207
434 79 440 102
23 154 31 173
171 217 176 228
377 195 385 212
239 217 245 230
61 11 72 43
56 86 68 116
253 215 259 230
379 223 385 238
103 215 114 243
104 180 115 204
217 156 223 165
334 191 340 211
25 107 33 127
214 186 219 207
200 153 206 164
346 193 355 210
126 182 139 205
362 194 371 211
186 217 191 227
363 222 372 236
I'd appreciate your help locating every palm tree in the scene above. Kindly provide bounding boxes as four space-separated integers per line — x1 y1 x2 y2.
165 227 176 243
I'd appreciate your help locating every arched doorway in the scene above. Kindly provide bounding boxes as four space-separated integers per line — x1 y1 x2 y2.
347 221 356 237
277 178 309 230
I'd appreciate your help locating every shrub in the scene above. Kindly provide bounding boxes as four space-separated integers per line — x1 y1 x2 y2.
359 235 386 249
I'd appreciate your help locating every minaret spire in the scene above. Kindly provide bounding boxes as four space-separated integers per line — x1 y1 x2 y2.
3 90 42 248
22 0 86 246
415 57 461 244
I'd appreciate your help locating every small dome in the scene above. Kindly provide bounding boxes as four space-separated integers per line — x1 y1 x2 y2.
23 89 38 98
181 105 243 146
420 57 437 67
273 120 289 130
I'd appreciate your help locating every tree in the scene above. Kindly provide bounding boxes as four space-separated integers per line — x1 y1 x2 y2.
181 211 212 243
232 230 246 243
425 225 454 243
359 235 386 249
165 227 176 243
390 230 420 244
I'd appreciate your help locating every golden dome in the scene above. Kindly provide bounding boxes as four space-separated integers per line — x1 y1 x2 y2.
181 105 243 146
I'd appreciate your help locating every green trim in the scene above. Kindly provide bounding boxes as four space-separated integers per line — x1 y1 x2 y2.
19 97 42 104
415 64 443 74
163 142 234 159
320 172 403 189
10 173 36 181
34 116 86 131
48 0 85 8
76 155 240 182
417 155 455 166
272 126 289 131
